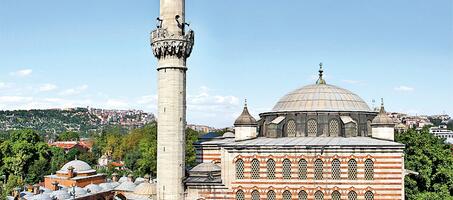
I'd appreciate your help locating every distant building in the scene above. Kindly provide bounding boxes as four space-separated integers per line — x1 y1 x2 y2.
49 141 91 153
430 125 453 139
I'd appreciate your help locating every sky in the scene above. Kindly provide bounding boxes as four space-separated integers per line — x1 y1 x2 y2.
0 0 452 128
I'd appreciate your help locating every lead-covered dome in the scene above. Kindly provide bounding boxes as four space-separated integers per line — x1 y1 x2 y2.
272 84 371 112
58 159 94 174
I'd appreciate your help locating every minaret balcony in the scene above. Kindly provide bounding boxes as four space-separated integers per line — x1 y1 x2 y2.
151 28 194 59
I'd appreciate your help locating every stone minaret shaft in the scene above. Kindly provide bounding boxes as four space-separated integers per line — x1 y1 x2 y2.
151 0 194 199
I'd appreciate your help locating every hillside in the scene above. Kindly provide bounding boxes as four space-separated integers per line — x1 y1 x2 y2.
0 107 155 138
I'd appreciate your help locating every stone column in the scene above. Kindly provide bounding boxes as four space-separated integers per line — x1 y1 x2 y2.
151 0 194 199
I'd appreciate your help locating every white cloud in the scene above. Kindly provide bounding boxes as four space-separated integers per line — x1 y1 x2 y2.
394 85 415 92
0 82 11 89
105 99 129 109
10 69 33 77
0 96 33 103
59 85 88 96
39 84 58 92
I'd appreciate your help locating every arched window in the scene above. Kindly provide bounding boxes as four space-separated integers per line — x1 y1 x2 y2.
298 159 308 179
286 120 297 137
267 159 276 179
314 159 324 180
331 159 341 180
365 191 374 200
283 190 292 200
348 159 357 180
236 190 245 200
307 119 318 136
251 159 260 179
329 119 340 136
267 190 276 200
365 159 374 180
251 190 260 200
331 191 341 200
298 191 308 200
235 159 244 179
283 159 292 179
314 191 324 200
348 191 357 200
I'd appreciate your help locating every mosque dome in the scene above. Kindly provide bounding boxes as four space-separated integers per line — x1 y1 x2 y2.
58 159 94 173
234 100 257 126
222 132 235 138
68 187 87 197
29 193 52 200
272 64 371 113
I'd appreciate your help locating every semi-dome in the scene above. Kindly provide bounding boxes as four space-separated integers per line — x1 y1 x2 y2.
272 84 371 112
58 159 94 173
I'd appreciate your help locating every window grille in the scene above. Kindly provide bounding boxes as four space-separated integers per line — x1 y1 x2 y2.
267 190 276 200
307 119 318 136
236 190 244 200
329 119 340 136
251 159 260 179
283 190 292 200
365 159 374 180
286 120 297 137
314 191 324 200
314 159 324 180
298 191 308 200
331 159 341 180
298 159 308 179
348 159 357 180
236 159 244 179
267 159 276 179
283 159 292 179
251 190 260 200
365 191 374 200
331 191 341 200
348 191 357 200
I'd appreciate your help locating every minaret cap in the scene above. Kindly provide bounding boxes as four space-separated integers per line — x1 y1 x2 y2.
316 62 326 85
234 99 257 126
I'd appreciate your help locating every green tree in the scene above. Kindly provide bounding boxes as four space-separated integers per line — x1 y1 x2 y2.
396 128 453 199
49 147 67 174
26 158 50 184
186 128 199 168
57 131 80 141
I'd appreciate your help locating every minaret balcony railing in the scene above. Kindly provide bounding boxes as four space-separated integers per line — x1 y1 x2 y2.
151 28 194 59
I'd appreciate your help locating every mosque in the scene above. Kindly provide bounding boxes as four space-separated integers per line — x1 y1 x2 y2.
150 0 405 200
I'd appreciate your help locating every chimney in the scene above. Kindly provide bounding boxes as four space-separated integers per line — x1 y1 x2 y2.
68 166 75 178
112 173 119 182
51 181 59 191
127 174 134 182
33 184 40 195
144 174 151 183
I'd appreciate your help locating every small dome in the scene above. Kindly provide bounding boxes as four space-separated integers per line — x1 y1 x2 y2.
118 176 128 183
134 177 146 185
99 183 114 191
222 132 235 138
372 100 394 126
29 194 52 200
134 182 157 196
234 100 257 126
191 163 221 172
50 190 71 200
116 181 136 192
68 187 87 197
84 184 103 194
59 160 93 173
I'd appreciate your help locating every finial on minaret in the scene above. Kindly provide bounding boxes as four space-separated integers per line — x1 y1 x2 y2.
379 98 386 114
244 98 248 108
316 62 326 84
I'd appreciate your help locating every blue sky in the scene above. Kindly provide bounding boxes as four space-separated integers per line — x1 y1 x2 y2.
0 0 452 127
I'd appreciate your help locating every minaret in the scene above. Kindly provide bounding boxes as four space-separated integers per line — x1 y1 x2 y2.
150 0 194 199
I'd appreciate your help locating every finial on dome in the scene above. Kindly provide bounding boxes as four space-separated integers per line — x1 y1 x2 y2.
379 98 386 114
244 98 248 108
316 62 326 85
